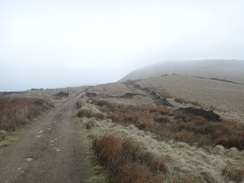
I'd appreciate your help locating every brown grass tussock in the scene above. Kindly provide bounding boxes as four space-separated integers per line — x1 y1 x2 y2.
0 97 54 131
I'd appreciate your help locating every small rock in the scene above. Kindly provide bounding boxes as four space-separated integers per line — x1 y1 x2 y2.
26 158 33 162
17 167 24 174
53 148 60 152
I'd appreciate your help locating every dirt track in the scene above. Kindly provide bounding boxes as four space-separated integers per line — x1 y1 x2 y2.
0 97 91 183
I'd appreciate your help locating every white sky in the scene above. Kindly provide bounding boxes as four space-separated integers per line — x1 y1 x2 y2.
0 0 244 91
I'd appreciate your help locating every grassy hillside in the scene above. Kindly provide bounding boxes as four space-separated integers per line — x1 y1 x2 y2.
120 60 244 84
76 78 244 183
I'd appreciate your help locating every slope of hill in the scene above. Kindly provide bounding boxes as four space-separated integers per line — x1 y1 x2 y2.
120 60 244 83
76 79 244 183
77 61 244 181
1 59 243 182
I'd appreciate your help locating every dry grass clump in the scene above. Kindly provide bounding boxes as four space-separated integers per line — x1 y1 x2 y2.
76 101 83 109
115 162 156 183
77 109 105 120
0 97 54 131
91 98 244 150
77 109 93 118
148 87 173 98
89 97 115 108
92 134 168 182
175 97 186 104
157 115 244 149
222 163 244 183
92 112 105 120
86 118 97 129
156 90 173 99
136 118 154 130
175 97 201 106
0 130 7 141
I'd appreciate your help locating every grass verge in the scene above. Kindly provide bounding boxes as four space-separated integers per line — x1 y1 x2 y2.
92 134 169 183
0 97 54 131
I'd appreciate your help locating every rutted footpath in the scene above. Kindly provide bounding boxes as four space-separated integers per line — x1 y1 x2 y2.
0 96 92 183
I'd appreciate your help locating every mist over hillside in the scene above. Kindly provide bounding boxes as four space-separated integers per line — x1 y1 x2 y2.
120 60 244 83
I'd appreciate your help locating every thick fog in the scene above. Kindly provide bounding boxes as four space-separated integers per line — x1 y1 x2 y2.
0 0 244 91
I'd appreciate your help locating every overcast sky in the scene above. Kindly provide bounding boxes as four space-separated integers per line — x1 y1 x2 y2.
0 0 244 91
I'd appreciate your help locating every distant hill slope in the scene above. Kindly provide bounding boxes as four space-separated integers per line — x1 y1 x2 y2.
120 60 244 83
